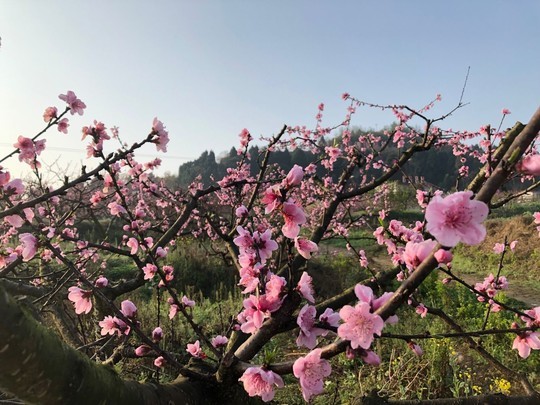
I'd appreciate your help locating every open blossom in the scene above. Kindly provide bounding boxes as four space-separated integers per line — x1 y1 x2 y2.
239 367 284 402
143 263 157 280
513 332 540 359
211 335 228 348
425 191 488 247
108 202 127 216
19 233 38 261
516 155 540 176
281 200 306 239
415 303 428 318
152 117 169 152
181 295 195 307
57 118 69 133
235 205 248 218
294 237 318 260
43 106 58 122
493 242 505 254
261 185 283 214
293 348 332 402
233 226 278 264
127 238 139 255
99 316 128 336
338 301 384 350
13 136 36 162
68 286 93 314
296 304 323 349
186 340 205 358
59 90 86 115
296 271 315 303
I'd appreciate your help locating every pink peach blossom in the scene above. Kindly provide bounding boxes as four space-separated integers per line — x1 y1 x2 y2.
57 118 69 133
403 239 437 270
235 205 248 217
297 271 315 303
434 249 453 264
516 155 540 176
99 316 128 336
59 91 86 115
154 356 165 368
181 295 195 307
261 185 283 214
512 332 540 359
143 263 157 280
239 367 284 402
186 340 205 358
43 106 58 122
338 302 384 350
408 341 423 356
281 200 306 239
95 276 108 288
152 117 169 152
19 233 38 261
425 191 488 247
211 335 228 348
152 327 163 342
135 345 152 357
127 238 139 255
120 300 137 318
294 237 318 259
293 348 331 402
68 286 93 314
284 164 304 188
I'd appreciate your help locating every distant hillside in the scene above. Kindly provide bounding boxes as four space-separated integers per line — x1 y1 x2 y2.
175 128 482 190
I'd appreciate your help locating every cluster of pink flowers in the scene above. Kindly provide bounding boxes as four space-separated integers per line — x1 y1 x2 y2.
82 120 111 158
237 281 285 334
260 165 309 241
98 300 138 336
238 128 252 152
474 273 508 308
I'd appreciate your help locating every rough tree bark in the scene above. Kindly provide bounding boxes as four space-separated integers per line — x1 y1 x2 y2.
0 284 261 405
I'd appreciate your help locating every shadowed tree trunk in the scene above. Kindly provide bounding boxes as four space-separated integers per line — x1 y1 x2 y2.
0 284 261 405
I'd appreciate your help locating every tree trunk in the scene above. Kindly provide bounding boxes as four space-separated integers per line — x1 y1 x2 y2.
0 284 260 405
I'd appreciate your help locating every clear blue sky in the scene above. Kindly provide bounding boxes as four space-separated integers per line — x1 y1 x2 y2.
1 1 539 178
